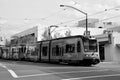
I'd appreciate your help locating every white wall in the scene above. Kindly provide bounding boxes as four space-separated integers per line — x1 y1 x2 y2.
104 42 114 62
103 32 120 62
112 32 120 62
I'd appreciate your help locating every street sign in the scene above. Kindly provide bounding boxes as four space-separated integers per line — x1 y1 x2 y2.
84 31 90 36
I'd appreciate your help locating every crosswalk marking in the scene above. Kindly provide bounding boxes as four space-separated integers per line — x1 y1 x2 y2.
0 63 18 78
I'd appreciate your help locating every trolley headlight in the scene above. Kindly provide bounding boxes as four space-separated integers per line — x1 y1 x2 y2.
85 53 98 57
94 54 98 57
85 54 89 57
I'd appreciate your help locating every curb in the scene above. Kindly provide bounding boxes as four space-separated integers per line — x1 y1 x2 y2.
95 62 120 68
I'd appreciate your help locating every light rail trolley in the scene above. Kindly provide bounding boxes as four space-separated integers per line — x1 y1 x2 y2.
37 35 100 66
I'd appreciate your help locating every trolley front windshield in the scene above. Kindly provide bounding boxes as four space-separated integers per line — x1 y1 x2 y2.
83 39 97 52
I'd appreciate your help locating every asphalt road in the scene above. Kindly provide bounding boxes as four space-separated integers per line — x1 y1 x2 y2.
0 59 120 80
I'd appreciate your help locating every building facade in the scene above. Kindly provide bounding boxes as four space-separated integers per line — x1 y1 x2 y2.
78 18 99 28
10 27 38 60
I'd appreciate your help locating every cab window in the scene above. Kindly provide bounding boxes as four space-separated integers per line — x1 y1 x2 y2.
83 39 97 52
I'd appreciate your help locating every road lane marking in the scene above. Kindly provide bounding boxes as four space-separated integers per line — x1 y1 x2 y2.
62 74 120 80
0 63 18 78
18 69 109 78
32 66 102 69
8 69 18 78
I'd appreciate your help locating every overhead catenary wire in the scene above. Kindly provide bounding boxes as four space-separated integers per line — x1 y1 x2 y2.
0 9 66 21
56 5 120 26
0 5 120 28
0 5 119 22
51 15 120 33
48 15 120 33
97 14 120 22
0 5 119 21
12 13 120 33
3 14 120 37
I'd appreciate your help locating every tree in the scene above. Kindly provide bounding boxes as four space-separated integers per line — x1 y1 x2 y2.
41 27 49 40
53 32 63 39
65 30 71 37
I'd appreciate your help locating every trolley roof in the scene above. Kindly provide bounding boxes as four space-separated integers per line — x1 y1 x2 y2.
37 35 94 43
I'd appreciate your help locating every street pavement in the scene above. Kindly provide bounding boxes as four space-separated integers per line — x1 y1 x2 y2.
0 60 120 80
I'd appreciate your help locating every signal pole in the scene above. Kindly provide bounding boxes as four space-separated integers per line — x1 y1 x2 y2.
60 5 89 37
48 25 58 40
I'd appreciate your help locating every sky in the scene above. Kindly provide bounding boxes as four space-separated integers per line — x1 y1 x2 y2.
0 0 120 38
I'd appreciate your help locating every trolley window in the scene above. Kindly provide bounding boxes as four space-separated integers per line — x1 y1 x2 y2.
42 46 48 56
77 41 81 52
29 46 37 56
83 39 97 52
66 44 75 53
52 45 60 56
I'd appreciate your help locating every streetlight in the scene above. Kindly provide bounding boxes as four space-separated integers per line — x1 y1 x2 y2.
48 25 59 40
60 5 89 36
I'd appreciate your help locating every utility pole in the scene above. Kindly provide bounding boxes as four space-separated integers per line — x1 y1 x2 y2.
60 5 89 37
48 25 58 40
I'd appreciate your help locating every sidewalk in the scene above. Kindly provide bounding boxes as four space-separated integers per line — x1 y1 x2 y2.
95 61 120 68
